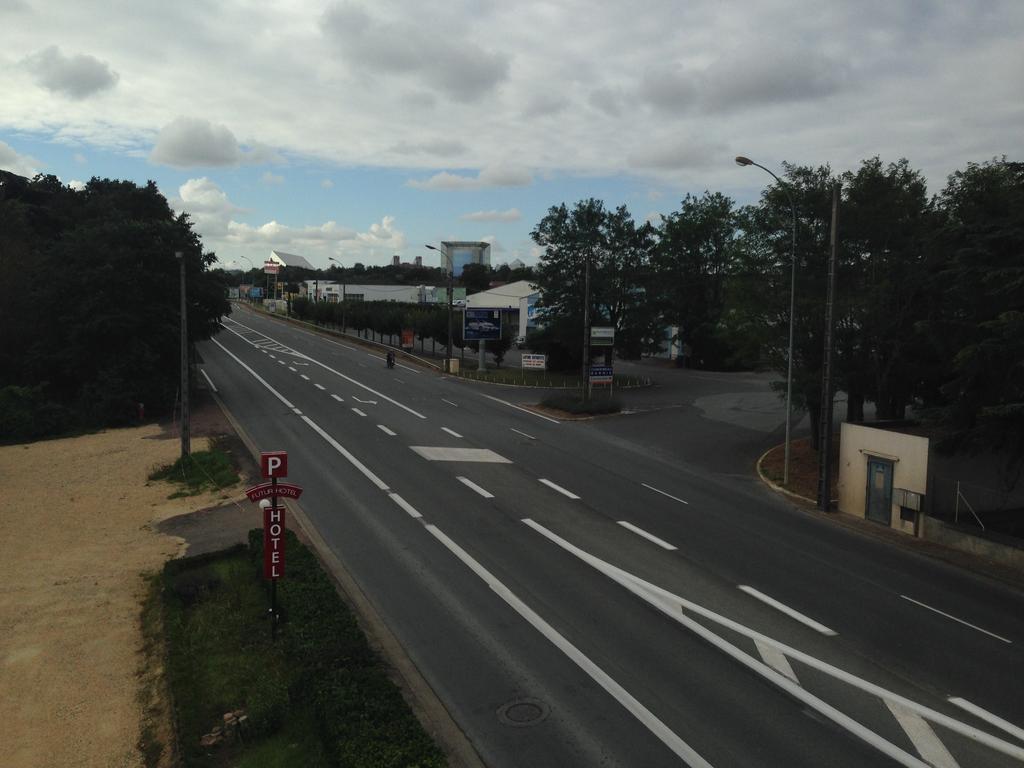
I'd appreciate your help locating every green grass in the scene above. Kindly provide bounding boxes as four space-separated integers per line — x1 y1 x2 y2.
540 393 623 415
148 441 240 498
456 368 650 388
161 536 446 767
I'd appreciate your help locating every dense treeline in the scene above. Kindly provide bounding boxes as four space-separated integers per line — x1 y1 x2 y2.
530 157 1023 453
0 172 229 440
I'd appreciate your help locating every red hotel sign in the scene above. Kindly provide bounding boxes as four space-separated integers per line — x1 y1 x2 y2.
263 505 286 579
261 451 288 478
245 482 303 502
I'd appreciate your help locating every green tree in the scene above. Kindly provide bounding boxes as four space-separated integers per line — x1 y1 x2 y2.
923 159 1024 457
459 263 492 294
653 192 740 368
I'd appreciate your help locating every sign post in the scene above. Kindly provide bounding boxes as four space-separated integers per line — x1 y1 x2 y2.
246 451 302 640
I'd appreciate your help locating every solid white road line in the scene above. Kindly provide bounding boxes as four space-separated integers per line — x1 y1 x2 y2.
886 701 960 768
617 521 677 551
442 427 463 438
539 478 580 499
900 595 1012 644
211 338 391 495
948 697 1024 743
753 640 798 684
389 492 422 519
314 383 325 390
219 321 426 419
738 586 838 636
423 523 714 768
641 483 689 505
300 374 310 380
457 476 494 499
352 408 367 417
482 393 560 424
200 369 218 393
510 427 536 440
522 519 1024 765
377 425 397 436
331 394 344 402
442 399 459 407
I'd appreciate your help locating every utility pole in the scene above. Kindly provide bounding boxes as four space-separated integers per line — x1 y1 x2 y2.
580 253 591 401
176 251 190 458
817 183 840 511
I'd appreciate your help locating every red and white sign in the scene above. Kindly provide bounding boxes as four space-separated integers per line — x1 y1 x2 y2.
261 451 288 478
263 505 286 579
263 261 280 274
245 482 303 502
401 328 415 350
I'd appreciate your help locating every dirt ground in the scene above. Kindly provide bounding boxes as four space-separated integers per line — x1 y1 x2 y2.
0 402 249 768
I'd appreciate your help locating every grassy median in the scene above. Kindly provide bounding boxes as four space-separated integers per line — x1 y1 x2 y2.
160 533 446 767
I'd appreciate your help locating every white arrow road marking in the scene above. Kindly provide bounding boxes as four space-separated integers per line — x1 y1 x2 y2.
753 640 798 684
738 586 837 636
886 701 960 768
521 519 1024 766
424 523 714 768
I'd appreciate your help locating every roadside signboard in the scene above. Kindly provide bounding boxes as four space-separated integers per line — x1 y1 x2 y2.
589 365 613 384
401 328 415 349
245 482 303 502
590 327 615 347
263 505 286 579
263 261 280 274
464 308 502 341
261 451 288 478
522 353 547 370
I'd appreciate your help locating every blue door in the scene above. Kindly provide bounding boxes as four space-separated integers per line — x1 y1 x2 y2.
865 459 893 525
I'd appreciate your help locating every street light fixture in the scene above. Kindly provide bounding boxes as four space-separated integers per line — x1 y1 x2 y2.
425 244 454 370
736 155 798 487
328 256 347 331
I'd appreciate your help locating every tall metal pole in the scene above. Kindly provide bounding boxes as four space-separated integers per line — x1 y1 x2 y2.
426 244 454 371
736 157 797 486
176 251 190 458
818 182 841 511
580 253 591 401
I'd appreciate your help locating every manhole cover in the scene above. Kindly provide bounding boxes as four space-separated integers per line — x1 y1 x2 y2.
497 697 550 727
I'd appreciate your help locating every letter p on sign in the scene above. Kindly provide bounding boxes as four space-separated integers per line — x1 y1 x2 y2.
261 451 288 479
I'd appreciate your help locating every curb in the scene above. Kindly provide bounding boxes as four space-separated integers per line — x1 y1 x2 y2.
755 445 818 505
207 388 486 768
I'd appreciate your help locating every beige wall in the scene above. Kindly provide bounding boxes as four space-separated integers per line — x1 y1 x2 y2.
838 423 929 534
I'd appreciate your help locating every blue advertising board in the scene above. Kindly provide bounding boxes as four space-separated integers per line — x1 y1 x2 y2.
464 308 502 341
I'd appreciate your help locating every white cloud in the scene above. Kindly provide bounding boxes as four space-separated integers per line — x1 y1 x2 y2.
320 178 334 189
461 208 521 222
261 171 284 185
150 117 282 168
21 46 119 99
0 141 41 176
68 179 86 190
73 152 87 164
408 166 533 190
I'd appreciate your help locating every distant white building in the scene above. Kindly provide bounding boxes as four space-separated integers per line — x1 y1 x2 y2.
466 280 541 341
509 258 526 270
300 281 466 304
268 250 316 270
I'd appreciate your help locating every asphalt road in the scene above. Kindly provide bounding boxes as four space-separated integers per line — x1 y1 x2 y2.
197 305 1024 767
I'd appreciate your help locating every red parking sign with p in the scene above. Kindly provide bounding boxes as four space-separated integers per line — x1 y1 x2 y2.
261 451 288 478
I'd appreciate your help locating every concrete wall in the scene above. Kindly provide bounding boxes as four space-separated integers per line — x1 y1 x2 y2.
838 423 929 534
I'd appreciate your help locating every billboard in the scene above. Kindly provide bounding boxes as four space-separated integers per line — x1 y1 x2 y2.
464 308 501 341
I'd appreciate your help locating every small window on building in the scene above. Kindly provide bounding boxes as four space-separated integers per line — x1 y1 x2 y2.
899 506 915 522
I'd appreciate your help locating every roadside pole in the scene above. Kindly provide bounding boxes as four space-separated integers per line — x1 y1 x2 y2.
817 183 841 511
176 251 189 458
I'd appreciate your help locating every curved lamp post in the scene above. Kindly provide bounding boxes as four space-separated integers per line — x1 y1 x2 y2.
425 244 454 368
327 256 347 331
736 155 797 487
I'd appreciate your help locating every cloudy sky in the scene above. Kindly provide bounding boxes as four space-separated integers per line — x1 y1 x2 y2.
2 1 1021 269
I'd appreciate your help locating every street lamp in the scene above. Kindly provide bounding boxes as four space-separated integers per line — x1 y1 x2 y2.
175 251 190 459
736 155 798 487
327 257 347 332
425 244 454 369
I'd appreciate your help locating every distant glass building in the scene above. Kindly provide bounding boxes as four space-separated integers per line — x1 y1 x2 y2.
440 241 490 277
